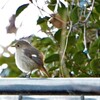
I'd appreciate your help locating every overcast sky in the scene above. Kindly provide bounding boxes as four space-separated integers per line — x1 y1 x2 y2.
0 0 53 47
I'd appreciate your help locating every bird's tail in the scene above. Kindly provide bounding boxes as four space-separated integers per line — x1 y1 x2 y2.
40 66 50 77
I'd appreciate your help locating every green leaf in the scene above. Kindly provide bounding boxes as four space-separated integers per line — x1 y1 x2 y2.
91 10 100 27
40 22 48 32
41 37 54 46
70 6 79 23
16 4 29 17
50 0 57 4
73 51 86 64
89 37 100 57
45 54 60 63
0 56 21 77
54 29 61 43
37 17 50 32
90 58 100 68
90 58 100 76
68 35 76 46
75 33 84 51
37 16 50 24
49 66 59 71
66 35 77 54
0 56 15 65
95 5 100 13
48 0 57 11
76 41 84 51
48 5 55 11
58 2 67 18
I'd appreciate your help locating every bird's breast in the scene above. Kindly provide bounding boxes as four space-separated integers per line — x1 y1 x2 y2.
15 50 37 73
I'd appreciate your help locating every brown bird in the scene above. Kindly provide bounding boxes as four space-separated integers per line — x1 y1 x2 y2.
13 40 49 77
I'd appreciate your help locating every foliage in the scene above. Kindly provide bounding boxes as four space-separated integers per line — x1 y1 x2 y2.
0 0 100 77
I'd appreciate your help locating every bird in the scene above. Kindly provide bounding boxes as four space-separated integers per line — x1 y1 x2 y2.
13 40 49 77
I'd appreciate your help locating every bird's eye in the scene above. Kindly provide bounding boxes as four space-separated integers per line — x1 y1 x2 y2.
17 44 20 47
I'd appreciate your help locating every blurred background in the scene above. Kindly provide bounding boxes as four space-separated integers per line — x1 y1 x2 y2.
0 0 100 77
0 0 52 77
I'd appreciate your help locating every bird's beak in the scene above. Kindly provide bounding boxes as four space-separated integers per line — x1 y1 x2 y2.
11 43 16 47
10 40 17 47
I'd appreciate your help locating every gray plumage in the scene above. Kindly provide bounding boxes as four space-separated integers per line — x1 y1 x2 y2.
14 40 49 77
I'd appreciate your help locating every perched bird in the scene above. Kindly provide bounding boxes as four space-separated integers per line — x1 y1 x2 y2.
13 40 49 77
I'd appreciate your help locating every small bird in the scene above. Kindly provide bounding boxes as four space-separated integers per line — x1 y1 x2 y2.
13 40 49 77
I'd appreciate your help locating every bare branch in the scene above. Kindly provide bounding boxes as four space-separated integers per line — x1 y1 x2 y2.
83 0 95 23
83 24 91 60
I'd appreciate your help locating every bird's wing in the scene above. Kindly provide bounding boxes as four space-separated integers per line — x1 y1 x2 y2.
24 48 43 67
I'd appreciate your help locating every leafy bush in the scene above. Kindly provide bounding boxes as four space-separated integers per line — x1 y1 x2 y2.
0 0 100 77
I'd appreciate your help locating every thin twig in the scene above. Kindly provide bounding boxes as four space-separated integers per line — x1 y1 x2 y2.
59 28 66 77
61 21 73 64
60 21 72 77
0 0 10 9
83 24 87 48
83 0 95 23
80 0 94 60
83 24 91 60
32 0 51 17
34 0 43 15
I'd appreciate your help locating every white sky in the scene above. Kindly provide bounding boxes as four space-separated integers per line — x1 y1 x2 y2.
0 0 53 47
0 0 68 48
0 0 69 58
0 0 53 70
